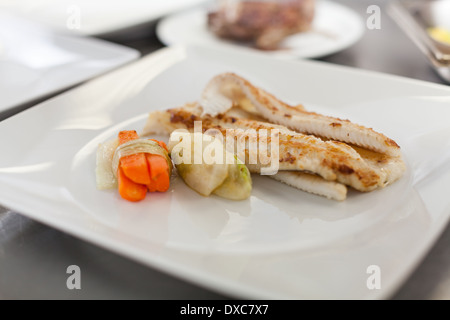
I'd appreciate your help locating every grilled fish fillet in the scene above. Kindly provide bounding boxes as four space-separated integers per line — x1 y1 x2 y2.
270 172 347 201
225 106 348 200
142 103 403 192
201 73 402 157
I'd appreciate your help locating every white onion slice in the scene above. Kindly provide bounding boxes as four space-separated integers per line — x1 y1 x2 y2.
96 138 119 190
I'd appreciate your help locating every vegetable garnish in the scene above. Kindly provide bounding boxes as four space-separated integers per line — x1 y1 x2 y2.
96 130 172 202
168 132 252 201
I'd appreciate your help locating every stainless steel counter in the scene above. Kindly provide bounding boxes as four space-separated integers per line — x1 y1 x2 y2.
1 0 449 299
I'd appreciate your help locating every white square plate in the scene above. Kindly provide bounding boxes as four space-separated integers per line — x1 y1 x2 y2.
0 13 139 113
1 46 450 299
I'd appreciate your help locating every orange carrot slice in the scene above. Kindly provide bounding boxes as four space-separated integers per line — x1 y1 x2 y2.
117 167 147 202
118 131 151 185
147 154 170 192
116 131 170 200
118 130 139 145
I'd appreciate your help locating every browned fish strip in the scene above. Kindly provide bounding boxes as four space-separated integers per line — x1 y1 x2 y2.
142 103 394 192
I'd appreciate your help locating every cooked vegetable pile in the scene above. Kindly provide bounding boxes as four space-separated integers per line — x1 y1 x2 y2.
168 132 252 201
96 130 172 202
96 130 252 202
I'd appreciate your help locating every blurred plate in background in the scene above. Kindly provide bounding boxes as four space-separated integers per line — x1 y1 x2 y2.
0 13 139 113
157 0 364 59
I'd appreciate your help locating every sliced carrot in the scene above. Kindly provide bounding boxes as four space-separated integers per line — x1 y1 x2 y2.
118 130 151 185
120 155 151 185
118 130 139 145
147 154 170 192
117 167 147 202
116 131 170 199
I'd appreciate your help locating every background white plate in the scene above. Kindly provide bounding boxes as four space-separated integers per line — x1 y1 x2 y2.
0 0 208 36
157 0 365 59
0 13 139 113
0 46 450 299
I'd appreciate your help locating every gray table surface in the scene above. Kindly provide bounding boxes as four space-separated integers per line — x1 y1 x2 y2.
1 0 450 300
